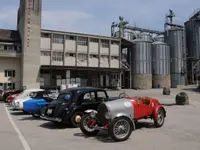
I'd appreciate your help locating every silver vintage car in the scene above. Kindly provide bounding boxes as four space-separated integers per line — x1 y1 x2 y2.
79 98 136 142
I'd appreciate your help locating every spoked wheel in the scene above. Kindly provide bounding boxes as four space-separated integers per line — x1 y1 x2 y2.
80 114 99 136
154 108 165 127
108 117 133 142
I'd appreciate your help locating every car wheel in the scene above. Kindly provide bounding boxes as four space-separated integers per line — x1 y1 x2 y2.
22 110 29 114
70 111 84 128
31 113 40 118
39 106 47 116
108 117 133 142
154 108 165 127
80 114 99 136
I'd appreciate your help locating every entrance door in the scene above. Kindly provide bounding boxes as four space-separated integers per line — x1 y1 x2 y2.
103 75 106 87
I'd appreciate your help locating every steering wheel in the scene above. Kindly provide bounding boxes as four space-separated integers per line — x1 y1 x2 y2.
119 92 129 98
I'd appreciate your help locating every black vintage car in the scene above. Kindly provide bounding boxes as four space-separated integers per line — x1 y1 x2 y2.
40 87 116 127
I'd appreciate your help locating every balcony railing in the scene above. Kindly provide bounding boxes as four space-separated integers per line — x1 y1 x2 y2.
0 49 21 58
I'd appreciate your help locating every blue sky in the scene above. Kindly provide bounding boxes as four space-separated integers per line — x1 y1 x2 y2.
0 0 199 36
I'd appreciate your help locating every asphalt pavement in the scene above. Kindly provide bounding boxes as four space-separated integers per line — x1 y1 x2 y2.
0 86 200 150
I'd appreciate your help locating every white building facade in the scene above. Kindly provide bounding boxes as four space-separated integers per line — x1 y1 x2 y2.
0 0 125 90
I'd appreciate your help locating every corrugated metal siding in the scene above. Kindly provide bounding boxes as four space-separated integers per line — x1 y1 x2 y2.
132 41 152 74
152 42 170 75
185 20 200 59
164 29 186 87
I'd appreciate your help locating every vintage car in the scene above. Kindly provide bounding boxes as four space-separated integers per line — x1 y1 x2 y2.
40 87 118 127
23 91 57 118
79 93 166 142
6 89 24 103
0 89 4 101
11 89 44 111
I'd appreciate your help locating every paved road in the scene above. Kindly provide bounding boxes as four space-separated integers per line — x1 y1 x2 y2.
1 86 200 150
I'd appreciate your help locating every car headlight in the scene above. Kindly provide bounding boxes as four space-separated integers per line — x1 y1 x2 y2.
15 101 19 107
90 111 96 118
105 112 111 119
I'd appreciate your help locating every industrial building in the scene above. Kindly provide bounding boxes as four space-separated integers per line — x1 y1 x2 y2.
0 0 124 90
0 1 200 90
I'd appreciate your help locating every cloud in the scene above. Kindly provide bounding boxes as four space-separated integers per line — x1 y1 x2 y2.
0 0 200 36
0 6 18 29
41 10 94 33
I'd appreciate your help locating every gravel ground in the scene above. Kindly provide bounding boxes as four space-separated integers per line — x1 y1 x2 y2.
0 85 200 150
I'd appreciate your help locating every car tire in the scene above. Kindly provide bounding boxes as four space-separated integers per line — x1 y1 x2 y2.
154 108 165 127
22 110 29 114
31 113 40 118
39 106 47 116
80 114 99 136
108 117 133 142
70 111 84 128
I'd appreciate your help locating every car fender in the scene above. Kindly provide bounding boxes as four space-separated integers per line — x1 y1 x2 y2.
115 113 135 131
153 105 166 119
84 109 97 114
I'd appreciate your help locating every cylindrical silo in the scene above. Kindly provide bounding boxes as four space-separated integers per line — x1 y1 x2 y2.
152 40 171 88
164 29 186 88
132 37 152 89
184 18 200 84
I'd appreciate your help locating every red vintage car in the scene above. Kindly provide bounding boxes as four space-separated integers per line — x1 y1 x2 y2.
7 94 19 103
80 93 166 142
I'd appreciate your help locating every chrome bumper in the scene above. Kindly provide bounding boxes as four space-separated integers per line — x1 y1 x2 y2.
40 115 62 122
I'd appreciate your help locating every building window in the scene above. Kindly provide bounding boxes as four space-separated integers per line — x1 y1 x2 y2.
101 40 109 48
111 56 119 60
5 45 14 50
90 54 98 58
65 53 75 57
52 52 64 61
4 70 15 77
78 54 87 61
0 44 4 50
52 34 64 44
111 40 119 45
66 35 76 40
41 33 50 38
78 37 88 46
90 38 99 43
41 51 51 56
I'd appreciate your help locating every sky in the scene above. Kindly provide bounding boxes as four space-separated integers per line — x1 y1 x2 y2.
0 0 199 36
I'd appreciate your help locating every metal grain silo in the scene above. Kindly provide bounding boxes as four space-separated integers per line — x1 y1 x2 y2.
164 29 186 88
131 38 152 89
152 40 170 88
184 15 200 84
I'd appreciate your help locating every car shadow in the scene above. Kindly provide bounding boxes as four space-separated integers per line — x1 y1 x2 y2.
160 103 176 106
73 131 116 143
10 111 29 116
74 122 156 143
18 116 41 121
39 121 73 130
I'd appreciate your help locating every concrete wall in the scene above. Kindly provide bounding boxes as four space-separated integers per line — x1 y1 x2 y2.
152 74 171 88
18 0 42 88
40 35 120 68
132 74 152 89
0 58 21 89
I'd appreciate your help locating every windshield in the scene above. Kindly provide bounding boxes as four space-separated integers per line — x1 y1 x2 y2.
17 90 30 99
57 92 72 101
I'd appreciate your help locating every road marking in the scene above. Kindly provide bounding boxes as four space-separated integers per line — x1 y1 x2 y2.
4 104 31 150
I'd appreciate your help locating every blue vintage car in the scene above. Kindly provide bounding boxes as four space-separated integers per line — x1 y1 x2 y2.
23 91 58 118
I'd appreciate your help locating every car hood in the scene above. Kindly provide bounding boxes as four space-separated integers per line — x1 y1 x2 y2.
15 97 32 103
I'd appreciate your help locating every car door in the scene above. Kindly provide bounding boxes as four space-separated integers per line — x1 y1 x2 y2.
80 91 100 111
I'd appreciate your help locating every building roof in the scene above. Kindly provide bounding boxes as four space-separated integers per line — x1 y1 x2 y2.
41 29 120 41
0 29 21 42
